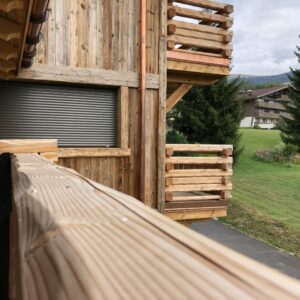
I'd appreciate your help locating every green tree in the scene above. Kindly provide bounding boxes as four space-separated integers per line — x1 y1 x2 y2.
168 77 244 163
279 44 300 149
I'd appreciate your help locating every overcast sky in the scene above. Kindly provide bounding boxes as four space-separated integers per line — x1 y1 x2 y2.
225 0 300 75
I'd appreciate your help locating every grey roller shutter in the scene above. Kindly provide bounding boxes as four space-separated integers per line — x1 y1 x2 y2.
0 82 117 147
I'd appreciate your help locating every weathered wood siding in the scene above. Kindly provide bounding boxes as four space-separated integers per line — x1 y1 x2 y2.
21 0 167 209
34 0 140 71
59 157 130 195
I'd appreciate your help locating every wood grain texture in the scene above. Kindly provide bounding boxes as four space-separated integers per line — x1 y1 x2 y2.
10 153 300 300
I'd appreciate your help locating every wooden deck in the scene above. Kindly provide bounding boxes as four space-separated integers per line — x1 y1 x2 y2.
9 153 300 299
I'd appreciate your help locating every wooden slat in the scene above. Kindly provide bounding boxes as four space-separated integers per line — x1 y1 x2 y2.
167 60 230 76
168 20 231 36
168 34 232 54
169 5 233 29
58 148 131 158
166 83 193 112
170 0 234 14
170 194 222 201
166 183 232 192
166 168 233 178
167 176 224 185
165 207 227 220
166 144 232 153
0 139 58 154
118 86 129 148
167 50 230 67
167 72 219 85
168 26 232 43
165 200 228 209
166 156 233 164
10 153 300 299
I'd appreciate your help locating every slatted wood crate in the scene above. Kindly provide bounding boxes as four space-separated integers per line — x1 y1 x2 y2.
165 144 233 220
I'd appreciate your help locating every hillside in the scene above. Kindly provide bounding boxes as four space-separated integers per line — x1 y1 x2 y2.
230 72 291 86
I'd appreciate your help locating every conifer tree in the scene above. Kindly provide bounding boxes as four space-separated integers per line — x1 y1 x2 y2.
279 43 300 149
168 77 243 163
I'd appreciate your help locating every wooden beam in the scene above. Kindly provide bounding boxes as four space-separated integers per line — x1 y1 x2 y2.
165 169 233 178
167 72 218 85
58 148 131 158
118 86 129 149
0 0 23 12
168 26 232 43
167 50 230 67
166 156 233 165
169 5 233 29
166 144 233 153
168 20 232 37
0 70 15 80
166 83 193 112
165 183 232 192
167 194 222 201
0 17 21 41
167 60 230 76
165 208 227 220
17 65 160 89
169 0 234 14
168 35 232 56
0 139 57 154
10 153 300 299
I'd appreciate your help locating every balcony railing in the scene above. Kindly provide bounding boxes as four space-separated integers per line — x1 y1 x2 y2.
165 144 233 220
256 101 285 111
167 0 233 84
7 152 300 299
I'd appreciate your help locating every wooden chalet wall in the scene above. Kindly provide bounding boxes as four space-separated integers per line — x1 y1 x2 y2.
17 0 167 210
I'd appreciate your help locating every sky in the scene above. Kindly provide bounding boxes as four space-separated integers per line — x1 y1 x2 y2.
176 0 300 76
224 0 300 75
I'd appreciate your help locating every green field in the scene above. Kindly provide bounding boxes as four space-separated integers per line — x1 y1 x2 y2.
222 129 300 255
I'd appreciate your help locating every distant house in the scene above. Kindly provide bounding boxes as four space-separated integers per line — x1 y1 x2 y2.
239 86 291 129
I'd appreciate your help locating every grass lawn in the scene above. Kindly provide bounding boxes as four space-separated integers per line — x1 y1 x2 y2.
221 129 300 256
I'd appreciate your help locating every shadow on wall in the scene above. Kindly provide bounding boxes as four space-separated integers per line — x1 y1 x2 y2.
0 154 12 300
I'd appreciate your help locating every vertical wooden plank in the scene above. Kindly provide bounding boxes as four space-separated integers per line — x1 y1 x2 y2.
157 0 168 213
102 0 112 69
118 86 129 149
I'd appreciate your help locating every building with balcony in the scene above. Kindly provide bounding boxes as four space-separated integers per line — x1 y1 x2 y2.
240 86 291 129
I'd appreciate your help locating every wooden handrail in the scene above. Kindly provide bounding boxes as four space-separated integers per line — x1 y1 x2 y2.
10 153 300 299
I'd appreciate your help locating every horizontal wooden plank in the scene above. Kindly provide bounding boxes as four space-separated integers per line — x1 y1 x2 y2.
171 0 234 14
168 35 232 53
167 176 224 185
168 20 231 36
167 50 230 67
166 144 232 153
11 153 300 299
166 156 233 165
166 183 232 192
168 25 232 43
0 139 58 154
165 207 227 220
58 148 131 158
18 65 160 89
170 194 222 201
166 200 228 209
170 5 233 28
167 60 230 76
167 71 219 85
166 168 233 178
